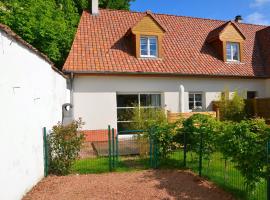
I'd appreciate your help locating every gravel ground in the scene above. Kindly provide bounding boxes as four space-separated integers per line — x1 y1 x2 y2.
23 170 235 200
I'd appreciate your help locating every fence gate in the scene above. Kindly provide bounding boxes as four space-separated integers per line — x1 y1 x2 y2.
108 126 159 171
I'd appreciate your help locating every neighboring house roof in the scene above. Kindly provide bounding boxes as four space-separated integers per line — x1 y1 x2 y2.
63 9 269 78
0 23 66 78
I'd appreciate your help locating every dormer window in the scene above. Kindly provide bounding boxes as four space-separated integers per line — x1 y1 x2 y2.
226 42 240 62
140 36 157 58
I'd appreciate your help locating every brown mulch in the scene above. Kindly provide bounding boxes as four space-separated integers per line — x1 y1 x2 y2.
23 170 235 200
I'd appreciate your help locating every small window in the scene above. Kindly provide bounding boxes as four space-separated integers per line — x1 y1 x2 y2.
140 36 157 58
226 42 240 62
189 93 203 110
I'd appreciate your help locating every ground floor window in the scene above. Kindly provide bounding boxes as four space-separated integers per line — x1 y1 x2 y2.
189 92 203 111
247 91 257 99
117 93 161 131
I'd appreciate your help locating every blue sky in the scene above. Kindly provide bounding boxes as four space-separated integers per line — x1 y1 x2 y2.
130 0 270 25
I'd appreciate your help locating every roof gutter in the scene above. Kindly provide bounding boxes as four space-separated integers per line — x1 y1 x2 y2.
62 70 270 79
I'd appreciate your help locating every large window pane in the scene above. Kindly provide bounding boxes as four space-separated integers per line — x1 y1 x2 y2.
117 95 138 107
140 94 161 107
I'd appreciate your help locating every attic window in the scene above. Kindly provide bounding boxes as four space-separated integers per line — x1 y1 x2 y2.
140 36 157 58
226 42 240 62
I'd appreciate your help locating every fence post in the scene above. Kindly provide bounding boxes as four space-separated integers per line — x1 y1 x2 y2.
267 141 270 200
199 132 203 177
116 132 119 168
43 127 48 177
183 131 187 168
149 136 153 168
108 125 112 172
112 128 115 169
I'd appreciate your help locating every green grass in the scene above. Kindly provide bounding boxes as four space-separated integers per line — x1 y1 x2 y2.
71 156 150 174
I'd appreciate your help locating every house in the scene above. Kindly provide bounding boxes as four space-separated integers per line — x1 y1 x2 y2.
63 0 270 138
0 23 69 200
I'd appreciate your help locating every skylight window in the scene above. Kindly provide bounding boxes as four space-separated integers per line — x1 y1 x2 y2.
226 42 240 62
140 36 157 58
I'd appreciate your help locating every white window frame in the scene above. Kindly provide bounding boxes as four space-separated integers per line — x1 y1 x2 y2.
188 92 203 111
226 42 240 62
140 36 158 58
116 93 162 128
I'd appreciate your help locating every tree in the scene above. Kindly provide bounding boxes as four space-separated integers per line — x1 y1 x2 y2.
0 0 134 68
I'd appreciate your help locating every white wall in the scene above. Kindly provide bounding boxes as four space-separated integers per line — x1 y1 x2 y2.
0 30 69 200
73 76 266 130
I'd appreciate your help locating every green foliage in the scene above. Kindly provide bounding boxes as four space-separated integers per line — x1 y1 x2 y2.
181 114 221 159
218 118 270 189
130 107 167 131
48 119 85 175
131 107 178 158
218 89 246 122
0 0 134 68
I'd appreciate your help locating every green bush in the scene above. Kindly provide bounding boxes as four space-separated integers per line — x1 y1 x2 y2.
130 107 167 131
131 107 179 158
48 119 85 175
180 114 221 159
218 89 246 122
218 118 270 189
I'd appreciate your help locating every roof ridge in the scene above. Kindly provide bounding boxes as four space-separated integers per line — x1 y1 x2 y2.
97 8 268 28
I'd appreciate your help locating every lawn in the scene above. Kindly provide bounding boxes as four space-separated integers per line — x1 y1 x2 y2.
71 156 150 174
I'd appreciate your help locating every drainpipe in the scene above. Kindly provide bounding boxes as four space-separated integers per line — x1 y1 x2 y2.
179 85 185 112
70 72 74 106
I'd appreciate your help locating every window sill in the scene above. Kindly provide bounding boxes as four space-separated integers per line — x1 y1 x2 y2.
139 57 162 61
225 61 244 64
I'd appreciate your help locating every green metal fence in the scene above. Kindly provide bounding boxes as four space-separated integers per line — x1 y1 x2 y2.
156 132 269 200
43 127 48 177
71 126 159 174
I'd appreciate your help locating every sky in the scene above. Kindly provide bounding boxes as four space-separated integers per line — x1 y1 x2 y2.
130 0 270 25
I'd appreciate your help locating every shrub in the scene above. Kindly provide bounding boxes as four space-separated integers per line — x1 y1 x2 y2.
130 106 167 130
218 118 270 189
131 106 179 158
218 89 246 122
180 114 221 159
48 119 85 175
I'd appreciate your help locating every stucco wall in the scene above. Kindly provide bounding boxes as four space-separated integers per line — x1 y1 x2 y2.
73 76 266 130
0 30 69 200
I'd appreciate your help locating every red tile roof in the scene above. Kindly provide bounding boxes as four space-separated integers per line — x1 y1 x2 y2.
63 9 269 77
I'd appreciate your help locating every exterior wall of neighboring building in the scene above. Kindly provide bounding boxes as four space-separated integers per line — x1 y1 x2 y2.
0 30 69 200
73 75 266 131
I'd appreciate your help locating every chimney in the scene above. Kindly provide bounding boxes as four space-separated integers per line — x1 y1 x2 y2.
235 15 243 23
91 0 99 16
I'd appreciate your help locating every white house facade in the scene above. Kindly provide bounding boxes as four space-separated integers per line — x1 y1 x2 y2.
72 76 267 131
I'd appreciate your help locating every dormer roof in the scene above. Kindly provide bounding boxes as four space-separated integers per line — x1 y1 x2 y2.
207 21 246 43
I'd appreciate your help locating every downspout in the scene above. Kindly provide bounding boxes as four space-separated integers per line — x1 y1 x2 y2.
70 72 74 106
179 85 185 112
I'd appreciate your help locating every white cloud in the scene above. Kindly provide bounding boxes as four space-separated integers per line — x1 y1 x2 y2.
250 0 270 7
246 12 270 25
